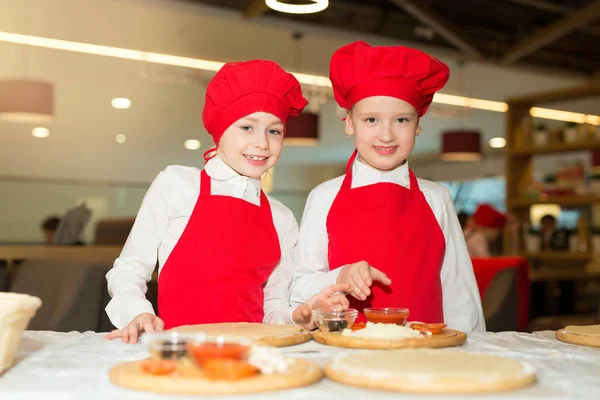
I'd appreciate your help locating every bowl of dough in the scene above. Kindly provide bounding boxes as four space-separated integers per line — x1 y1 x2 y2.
0 293 42 374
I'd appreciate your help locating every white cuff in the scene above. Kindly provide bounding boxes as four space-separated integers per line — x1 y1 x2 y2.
105 297 156 330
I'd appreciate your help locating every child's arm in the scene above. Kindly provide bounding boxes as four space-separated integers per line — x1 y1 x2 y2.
263 205 350 328
104 169 172 335
439 190 486 332
290 186 342 304
263 209 299 325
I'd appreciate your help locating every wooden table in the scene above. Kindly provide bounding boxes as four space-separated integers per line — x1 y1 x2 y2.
0 245 122 272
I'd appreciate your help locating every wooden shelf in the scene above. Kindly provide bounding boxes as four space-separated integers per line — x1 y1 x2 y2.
530 268 600 282
511 141 600 156
522 252 594 262
508 195 600 207
505 84 600 256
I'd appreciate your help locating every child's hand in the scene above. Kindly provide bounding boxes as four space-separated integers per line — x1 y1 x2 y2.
337 261 392 301
292 283 350 330
104 313 165 344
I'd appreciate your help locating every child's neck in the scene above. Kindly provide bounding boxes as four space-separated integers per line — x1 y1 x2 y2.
212 155 262 183
357 155 407 173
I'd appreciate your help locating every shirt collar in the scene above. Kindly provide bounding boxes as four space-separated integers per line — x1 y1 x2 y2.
351 155 410 189
204 155 262 193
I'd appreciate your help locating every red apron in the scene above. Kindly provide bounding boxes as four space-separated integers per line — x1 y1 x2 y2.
326 152 446 323
158 169 281 329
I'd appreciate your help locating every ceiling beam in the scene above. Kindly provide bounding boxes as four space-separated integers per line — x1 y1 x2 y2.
503 0 600 36
389 0 484 60
243 0 270 19
504 0 570 14
502 0 600 64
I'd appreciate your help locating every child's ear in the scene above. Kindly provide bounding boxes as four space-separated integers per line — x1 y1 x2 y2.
345 111 354 136
416 125 423 136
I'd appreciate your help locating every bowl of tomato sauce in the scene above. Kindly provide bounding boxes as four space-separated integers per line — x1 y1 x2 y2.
186 336 252 367
363 307 409 325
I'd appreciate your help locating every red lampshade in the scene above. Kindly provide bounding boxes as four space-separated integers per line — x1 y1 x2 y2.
284 112 319 146
440 130 482 162
591 150 600 167
0 79 54 122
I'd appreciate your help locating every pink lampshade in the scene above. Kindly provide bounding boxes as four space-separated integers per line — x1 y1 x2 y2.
0 79 54 122
284 112 319 146
440 130 482 162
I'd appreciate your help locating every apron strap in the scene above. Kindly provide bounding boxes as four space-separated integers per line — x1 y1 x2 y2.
259 190 269 210
408 169 421 191
200 169 212 196
345 149 358 174
341 150 358 190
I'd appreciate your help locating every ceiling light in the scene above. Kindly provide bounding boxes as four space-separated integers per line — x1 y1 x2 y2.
433 93 508 113
489 137 506 148
32 127 50 138
116 134 126 144
184 139 201 150
111 98 131 109
266 0 329 14
530 107 600 126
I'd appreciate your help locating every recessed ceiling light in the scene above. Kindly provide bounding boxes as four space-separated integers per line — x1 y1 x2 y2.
266 0 328 14
184 139 201 150
489 137 506 148
116 134 126 144
111 98 131 109
32 127 50 138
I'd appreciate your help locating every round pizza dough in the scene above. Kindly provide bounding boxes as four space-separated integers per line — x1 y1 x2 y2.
170 323 311 347
110 358 322 395
313 328 466 350
325 349 537 394
556 324 600 348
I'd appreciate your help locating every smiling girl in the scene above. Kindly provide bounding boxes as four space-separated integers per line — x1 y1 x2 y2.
105 60 349 343
290 42 484 332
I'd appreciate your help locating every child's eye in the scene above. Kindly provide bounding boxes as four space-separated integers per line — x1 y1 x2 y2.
268 129 282 135
240 125 252 132
364 117 377 123
396 117 409 123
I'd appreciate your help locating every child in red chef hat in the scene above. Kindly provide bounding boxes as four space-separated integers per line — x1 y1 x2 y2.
465 203 507 258
290 41 485 332
105 60 349 343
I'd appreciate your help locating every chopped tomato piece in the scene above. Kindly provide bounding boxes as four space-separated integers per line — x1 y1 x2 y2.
351 322 366 331
410 323 447 335
202 358 260 380
187 342 250 367
141 359 177 376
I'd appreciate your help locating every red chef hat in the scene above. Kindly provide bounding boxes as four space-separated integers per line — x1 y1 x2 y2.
202 60 308 147
474 204 507 229
329 41 449 116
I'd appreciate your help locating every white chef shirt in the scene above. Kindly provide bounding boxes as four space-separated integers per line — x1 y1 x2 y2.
105 156 298 329
290 157 486 333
